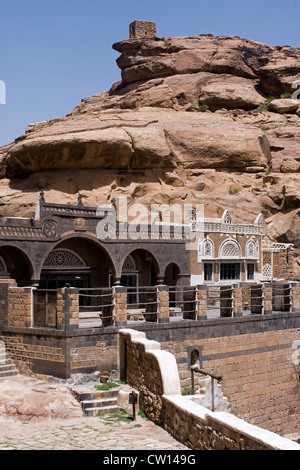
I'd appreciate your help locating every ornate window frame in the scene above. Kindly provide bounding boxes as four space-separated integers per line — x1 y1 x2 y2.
122 255 137 272
42 249 88 270
219 239 241 258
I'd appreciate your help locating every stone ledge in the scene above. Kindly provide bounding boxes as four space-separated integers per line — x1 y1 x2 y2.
163 395 300 451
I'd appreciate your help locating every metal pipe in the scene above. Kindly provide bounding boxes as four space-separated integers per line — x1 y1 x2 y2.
191 366 222 382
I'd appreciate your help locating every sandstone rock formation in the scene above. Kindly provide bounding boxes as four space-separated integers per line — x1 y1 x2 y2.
0 376 82 422
0 28 299 276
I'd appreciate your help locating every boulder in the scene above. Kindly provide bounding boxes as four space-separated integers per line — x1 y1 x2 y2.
280 158 299 173
0 376 82 422
268 99 300 114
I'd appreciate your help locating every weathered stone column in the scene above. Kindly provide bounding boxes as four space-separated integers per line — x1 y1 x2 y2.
263 283 273 315
196 285 207 320
290 282 300 313
157 285 169 323
57 287 79 331
232 283 243 318
113 286 128 327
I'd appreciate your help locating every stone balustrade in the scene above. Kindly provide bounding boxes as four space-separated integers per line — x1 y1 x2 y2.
0 280 299 332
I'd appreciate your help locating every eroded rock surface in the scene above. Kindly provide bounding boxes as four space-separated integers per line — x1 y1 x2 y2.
0 30 299 275
0 376 82 422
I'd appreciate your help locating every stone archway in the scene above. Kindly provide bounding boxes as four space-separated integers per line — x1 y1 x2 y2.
164 263 180 286
120 249 160 288
39 236 116 289
0 245 34 286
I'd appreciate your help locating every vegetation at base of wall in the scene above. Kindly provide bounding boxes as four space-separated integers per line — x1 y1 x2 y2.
138 409 149 420
182 386 194 396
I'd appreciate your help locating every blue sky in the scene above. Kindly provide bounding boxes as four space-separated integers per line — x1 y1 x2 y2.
0 0 299 147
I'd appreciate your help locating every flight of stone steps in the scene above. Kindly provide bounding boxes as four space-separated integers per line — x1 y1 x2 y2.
76 388 121 417
0 341 19 380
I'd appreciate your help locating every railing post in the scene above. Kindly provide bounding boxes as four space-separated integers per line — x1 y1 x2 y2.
196 285 207 320
290 282 300 313
113 286 128 327
157 285 170 323
232 283 243 318
263 282 273 315
57 287 79 331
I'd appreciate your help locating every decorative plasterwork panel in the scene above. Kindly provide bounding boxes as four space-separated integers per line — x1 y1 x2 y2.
219 239 241 258
122 255 136 272
43 249 87 269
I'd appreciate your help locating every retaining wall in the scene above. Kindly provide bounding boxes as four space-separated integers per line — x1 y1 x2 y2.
119 329 300 451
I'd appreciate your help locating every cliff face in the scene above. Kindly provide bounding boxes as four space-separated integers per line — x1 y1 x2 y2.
0 31 299 276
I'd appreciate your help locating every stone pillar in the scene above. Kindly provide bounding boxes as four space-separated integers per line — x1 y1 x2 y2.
263 283 273 315
7 287 33 328
0 280 17 332
291 282 300 313
113 286 127 327
196 285 207 320
157 286 169 323
57 287 79 331
232 283 243 318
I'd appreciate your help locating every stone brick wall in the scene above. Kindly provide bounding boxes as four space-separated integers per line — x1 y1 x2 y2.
159 325 300 437
56 288 79 330
0 279 17 331
0 333 66 376
129 21 156 39
7 287 32 328
119 329 181 423
161 395 300 450
118 328 300 450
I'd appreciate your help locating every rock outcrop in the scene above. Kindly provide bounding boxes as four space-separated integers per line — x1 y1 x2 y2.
0 26 299 275
0 376 82 422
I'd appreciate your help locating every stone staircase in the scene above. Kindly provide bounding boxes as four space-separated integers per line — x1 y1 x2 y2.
0 342 19 380
76 388 121 417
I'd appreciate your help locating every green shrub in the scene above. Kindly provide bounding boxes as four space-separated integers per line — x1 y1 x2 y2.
256 96 276 111
94 382 120 391
229 188 240 195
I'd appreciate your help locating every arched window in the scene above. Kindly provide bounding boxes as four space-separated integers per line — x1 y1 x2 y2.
246 240 256 258
186 209 197 223
43 249 87 269
202 238 214 258
122 255 136 272
219 240 241 258
222 210 232 224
